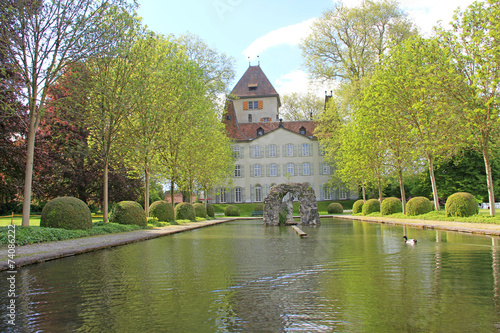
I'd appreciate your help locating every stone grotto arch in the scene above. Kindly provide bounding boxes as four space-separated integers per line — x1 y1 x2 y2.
262 182 320 226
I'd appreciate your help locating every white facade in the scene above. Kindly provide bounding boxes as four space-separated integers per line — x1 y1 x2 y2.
214 128 356 203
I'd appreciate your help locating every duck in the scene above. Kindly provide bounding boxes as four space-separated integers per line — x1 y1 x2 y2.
403 236 417 244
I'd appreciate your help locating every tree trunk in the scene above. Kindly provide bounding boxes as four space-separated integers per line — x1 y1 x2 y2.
144 170 150 217
362 184 366 202
398 166 406 215
378 177 383 202
483 148 496 216
170 179 175 221
21 121 37 227
103 159 109 223
427 153 440 211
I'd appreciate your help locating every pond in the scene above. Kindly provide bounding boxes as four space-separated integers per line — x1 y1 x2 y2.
1 218 500 332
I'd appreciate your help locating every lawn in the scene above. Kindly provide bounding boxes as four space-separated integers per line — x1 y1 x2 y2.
359 208 500 224
0 214 104 227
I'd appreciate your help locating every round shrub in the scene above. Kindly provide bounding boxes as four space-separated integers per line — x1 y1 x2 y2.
327 202 343 214
109 201 147 226
406 197 433 216
206 204 215 218
362 199 380 215
193 203 207 218
149 201 174 222
224 205 240 217
445 192 479 217
352 199 364 214
175 202 196 221
40 196 92 230
381 197 403 215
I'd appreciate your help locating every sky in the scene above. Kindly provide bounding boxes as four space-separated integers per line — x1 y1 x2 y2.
137 0 477 98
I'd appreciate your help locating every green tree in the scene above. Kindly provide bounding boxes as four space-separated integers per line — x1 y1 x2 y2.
438 0 500 216
0 0 137 226
300 0 415 83
370 36 462 210
85 18 142 222
280 92 324 121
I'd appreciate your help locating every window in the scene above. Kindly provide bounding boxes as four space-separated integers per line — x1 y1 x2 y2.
339 186 348 200
255 185 262 202
235 187 242 203
233 146 241 159
287 163 295 176
261 117 271 122
248 101 258 109
254 145 261 158
234 165 241 177
323 163 331 175
219 188 227 203
257 128 264 136
248 114 252 122
302 162 310 176
323 186 331 200
254 164 261 177
286 144 294 157
302 143 309 156
269 144 276 157
270 163 277 177
299 126 306 135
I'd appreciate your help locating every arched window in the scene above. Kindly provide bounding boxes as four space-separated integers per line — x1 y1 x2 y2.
235 187 242 203
248 114 252 122
255 185 262 202
299 126 306 135
219 188 227 203
257 127 264 136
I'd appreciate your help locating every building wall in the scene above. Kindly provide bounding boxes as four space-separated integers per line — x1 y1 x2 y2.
233 96 279 124
213 128 356 204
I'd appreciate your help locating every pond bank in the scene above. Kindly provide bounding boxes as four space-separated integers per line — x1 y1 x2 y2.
0 218 248 271
332 214 500 236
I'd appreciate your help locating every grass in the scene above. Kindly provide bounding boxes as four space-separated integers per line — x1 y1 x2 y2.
0 214 214 246
357 209 500 224
212 200 356 217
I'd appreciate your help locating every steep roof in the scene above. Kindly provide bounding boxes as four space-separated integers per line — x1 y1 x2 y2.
231 65 279 99
223 101 317 141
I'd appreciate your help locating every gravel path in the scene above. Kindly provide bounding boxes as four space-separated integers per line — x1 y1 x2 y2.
2 215 500 271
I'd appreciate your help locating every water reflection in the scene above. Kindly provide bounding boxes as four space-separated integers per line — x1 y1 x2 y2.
1 219 500 332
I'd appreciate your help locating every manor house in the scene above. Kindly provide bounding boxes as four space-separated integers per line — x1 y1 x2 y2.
212 65 356 204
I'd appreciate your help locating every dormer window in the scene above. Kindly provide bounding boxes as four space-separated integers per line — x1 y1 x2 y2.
299 126 306 135
248 83 258 91
257 127 264 136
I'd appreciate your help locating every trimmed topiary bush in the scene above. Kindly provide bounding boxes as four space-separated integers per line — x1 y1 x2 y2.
175 202 196 221
406 197 433 216
149 201 174 222
352 199 364 214
381 197 403 215
445 192 479 217
206 204 215 218
193 203 207 218
362 199 380 215
327 202 343 214
109 201 147 226
224 205 240 217
40 196 92 230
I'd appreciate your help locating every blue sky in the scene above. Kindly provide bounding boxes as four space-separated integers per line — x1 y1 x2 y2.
137 0 476 97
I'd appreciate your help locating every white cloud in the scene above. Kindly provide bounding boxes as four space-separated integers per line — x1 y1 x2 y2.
242 18 316 60
274 70 335 98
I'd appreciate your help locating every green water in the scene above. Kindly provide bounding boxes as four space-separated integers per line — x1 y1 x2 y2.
2 218 500 332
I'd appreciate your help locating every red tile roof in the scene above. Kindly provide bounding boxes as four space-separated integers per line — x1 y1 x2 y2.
231 65 280 103
223 101 317 141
